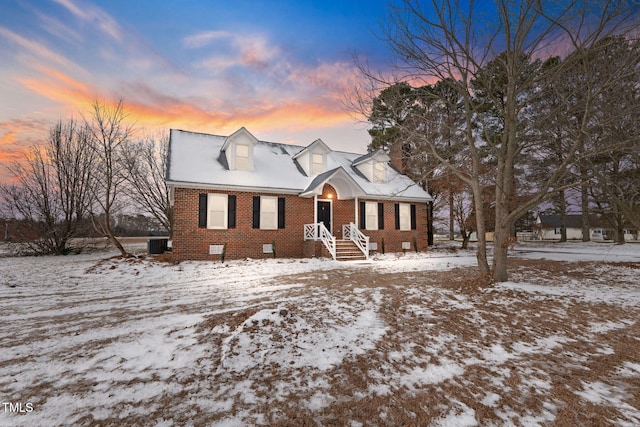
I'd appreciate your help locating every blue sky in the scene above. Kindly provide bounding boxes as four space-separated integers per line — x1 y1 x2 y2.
0 0 393 183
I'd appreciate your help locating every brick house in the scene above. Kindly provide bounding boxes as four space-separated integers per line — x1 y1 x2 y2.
166 127 432 261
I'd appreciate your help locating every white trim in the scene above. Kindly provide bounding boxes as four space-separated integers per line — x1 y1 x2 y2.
167 181 301 195
260 196 278 230
166 182 431 203
207 194 228 229
399 203 411 231
365 201 378 231
354 197 359 224
313 195 318 230
316 198 333 236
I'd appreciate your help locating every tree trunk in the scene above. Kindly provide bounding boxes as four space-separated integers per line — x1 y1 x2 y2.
615 212 625 245
558 190 567 242
449 190 455 240
461 230 470 249
427 201 434 246
581 179 590 242
492 223 511 283
105 220 130 257
471 181 490 276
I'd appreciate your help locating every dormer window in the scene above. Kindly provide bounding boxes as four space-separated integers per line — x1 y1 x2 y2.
293 138 331 177
312 153 324 175
221 127 258 171
235 144 250 171
374 161 386 183
353 149 391 183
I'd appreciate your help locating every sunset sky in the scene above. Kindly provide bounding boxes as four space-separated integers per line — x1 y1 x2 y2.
0 0 393 184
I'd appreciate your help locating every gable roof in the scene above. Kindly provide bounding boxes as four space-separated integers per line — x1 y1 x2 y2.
220 127 258 152
166 129 432 202
299 167 363 199
292 138 331 160
352 148 390 166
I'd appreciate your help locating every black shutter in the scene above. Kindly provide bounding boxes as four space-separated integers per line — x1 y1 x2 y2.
378 202 384 230
393 203 400 230
410 204 417 230
252 196 260 229
359 201 366 229
198 194 207 228
277 197 285 229
228 195 236 229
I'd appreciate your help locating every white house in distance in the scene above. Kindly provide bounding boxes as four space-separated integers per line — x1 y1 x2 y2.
534 214 638 241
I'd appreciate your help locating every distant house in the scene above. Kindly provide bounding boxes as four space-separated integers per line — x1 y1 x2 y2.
166 128 433 261
534 214 638 241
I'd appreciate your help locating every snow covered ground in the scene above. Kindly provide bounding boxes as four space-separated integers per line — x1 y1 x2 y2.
0 241 639 426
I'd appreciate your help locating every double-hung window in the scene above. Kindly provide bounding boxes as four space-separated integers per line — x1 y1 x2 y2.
312 153 324 175
198 193 236 229
365 202 378 231
235 144 250 171
398 203 411 231
374 161 386 182
208 194 228 229
253 196 285 229
395 203 417 230
260 196 278 230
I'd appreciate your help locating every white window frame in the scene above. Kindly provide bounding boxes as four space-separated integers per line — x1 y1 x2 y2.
374 161 386 183
311 153 324 175
235 144 250 171
399 203 411 231
207 194 228 229
365 201 378 231
260 196 278 230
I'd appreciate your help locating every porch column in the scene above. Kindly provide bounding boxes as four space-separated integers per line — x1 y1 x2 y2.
313 195 318 238
354 197 359 226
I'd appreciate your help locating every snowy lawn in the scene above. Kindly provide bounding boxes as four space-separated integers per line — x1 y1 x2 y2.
1 241 639 426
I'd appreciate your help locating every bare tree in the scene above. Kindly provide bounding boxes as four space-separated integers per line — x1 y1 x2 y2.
0 119 94 254
354 0 640 281
121 130 173 236
85 98 134 257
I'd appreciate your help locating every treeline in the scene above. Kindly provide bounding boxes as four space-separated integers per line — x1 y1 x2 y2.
0 99 171 256
355 0 640 281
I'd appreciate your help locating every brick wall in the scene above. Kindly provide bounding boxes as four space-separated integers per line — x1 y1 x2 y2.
172 188 314 261
359 199 429 254
172 185 429 261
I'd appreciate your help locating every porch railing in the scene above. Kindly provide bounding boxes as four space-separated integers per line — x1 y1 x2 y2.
304 223 336 260
342 222 369 260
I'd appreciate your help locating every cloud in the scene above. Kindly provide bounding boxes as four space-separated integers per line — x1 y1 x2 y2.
183 31 231 49
187 31 280 71
52 0 123 42
0 26 80 72
17 67 93 111
34 10 82 44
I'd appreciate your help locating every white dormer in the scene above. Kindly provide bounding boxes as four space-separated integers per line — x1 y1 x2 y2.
221 127 258 171
293 138 332 176
352 149 390 183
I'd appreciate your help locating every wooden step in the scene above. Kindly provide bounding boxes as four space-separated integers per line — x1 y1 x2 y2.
335 240 366 261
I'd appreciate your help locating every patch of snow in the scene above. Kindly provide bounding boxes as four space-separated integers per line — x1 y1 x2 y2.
433 400 477 427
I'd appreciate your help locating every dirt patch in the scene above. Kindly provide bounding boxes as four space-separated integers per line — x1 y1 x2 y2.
2 256 639 426
173 260 640 426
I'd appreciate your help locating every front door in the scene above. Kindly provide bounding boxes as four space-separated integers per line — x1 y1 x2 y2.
317 200 332 234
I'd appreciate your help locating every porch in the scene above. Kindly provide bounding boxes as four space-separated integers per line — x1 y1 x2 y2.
303 222 369 261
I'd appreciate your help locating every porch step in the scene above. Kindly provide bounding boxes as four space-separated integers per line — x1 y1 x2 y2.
335 240 367 261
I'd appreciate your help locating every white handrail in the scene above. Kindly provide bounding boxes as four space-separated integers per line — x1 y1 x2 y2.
304 223 317 240
347 222 369 260
342 224 351 240
317 222 336 260
304 223 336 259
